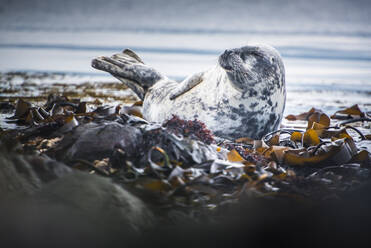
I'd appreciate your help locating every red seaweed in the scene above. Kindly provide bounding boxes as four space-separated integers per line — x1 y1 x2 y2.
163 115 215 145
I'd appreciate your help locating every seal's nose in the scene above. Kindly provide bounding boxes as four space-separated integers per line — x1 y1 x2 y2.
219 49 235 70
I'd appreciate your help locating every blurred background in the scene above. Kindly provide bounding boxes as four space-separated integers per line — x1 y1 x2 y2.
0 0 370 114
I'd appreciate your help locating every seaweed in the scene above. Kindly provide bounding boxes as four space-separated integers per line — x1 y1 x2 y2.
0 73 370 225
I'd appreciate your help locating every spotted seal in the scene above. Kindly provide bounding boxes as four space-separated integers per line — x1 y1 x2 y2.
92 44 286 139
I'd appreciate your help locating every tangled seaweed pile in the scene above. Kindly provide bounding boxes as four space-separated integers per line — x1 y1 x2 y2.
1 89 370 218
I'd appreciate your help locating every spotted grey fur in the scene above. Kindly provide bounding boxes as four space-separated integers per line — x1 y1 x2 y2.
92 45 286 139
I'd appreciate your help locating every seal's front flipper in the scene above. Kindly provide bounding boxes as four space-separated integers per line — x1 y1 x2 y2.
169 72 205 100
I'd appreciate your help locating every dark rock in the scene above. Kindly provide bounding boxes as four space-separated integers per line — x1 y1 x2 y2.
52 122 142 162
0 172 154 247
0 140 154 247
27 155 72 183
36 172 154 231
0 142 71 196
0 102 15 113
0 150 41 196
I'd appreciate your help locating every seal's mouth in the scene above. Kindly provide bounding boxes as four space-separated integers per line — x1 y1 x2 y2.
218 49 237 71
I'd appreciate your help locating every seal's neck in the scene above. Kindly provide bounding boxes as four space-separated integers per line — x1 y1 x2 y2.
204 65 227 84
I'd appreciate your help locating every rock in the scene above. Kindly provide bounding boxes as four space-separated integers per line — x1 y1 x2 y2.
0 141 71 196
36 172 154 232
0 102 15 113
0 172 154 247
0 151 41 196
0 143 154 246
52 122 142 162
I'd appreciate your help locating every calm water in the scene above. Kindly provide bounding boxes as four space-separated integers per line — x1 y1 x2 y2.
0 0 370 115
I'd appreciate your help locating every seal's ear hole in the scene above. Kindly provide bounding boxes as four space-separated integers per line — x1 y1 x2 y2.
271 57 275 63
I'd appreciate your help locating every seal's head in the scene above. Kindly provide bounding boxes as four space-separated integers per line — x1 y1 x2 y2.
218 44 285 92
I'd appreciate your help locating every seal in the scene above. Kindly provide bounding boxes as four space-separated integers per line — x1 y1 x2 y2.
92 44 286 139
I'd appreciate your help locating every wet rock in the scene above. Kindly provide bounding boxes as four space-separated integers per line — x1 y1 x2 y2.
27 155 72 183
0 151 41 196
0 102 15 113
0 140 154 246
52 122 142 162
0 142 71 196
0 172 154 247
36 172 154 232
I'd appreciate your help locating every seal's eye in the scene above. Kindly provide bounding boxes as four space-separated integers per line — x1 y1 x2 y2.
271 57 275 63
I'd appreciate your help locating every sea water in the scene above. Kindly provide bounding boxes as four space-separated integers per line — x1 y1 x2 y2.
0 0 370 116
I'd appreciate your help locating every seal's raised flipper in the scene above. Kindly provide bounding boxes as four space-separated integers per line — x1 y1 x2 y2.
92 49 165 99
122 49 144 64
169 71 205 100
114 76 145 100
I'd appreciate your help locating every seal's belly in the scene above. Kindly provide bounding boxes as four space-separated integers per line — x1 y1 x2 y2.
143 74 285 140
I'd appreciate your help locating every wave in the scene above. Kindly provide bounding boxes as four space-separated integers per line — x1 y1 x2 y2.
1 43 371 62
2 26 371 38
